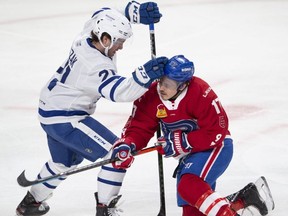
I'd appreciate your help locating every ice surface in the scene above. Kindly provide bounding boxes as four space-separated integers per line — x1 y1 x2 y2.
1 0 287 215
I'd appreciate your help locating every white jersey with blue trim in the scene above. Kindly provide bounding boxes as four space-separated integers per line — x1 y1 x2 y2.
39 9 147 125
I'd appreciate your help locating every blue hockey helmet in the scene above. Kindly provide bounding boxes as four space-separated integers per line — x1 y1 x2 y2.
164 55 194 83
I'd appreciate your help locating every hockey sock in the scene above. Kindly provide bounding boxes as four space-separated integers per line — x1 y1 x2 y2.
30 160 75 202
182 205 205 216
97 163 126 205
195 190 237 216
178 174 237 216
178 174 211 205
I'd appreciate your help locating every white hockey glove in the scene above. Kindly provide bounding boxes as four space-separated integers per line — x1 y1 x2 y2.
133 56 168 88
125 1 162 24
157 130 193 160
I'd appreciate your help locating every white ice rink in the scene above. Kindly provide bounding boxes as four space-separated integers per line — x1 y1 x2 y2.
0 0 287 215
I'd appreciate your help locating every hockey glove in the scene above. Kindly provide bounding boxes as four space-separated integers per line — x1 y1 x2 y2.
133 56 168 88
111 138 136 169
125 1 162 24
157 130 192 160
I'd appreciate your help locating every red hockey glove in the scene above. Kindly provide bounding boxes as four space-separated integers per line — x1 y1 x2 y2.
157 130 192 159
111 138 136 169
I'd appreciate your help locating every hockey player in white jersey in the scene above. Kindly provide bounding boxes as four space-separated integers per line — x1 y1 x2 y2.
16 1 166 216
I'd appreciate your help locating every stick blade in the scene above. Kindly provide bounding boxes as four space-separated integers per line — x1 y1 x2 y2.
17 170 33 187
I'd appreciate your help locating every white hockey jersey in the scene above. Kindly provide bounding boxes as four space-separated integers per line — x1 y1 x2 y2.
38 8 147 125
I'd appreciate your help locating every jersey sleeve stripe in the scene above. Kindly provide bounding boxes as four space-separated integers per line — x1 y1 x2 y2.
110 77 126 101
98 75 121 98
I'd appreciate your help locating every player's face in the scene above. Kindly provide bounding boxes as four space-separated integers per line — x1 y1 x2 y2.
108 39 125 57
158 76 180 100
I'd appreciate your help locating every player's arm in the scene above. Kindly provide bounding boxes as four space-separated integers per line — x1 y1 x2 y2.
95 57 168 102
111 91 159 169
186 89 229 152
122 92 159 149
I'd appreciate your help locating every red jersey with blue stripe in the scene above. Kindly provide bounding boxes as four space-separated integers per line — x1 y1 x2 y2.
122 76 231 153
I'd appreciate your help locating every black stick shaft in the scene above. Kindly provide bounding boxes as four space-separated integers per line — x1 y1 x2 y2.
17 145 160 187
149 23 166 216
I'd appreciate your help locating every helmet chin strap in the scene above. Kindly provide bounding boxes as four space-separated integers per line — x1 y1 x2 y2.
99 40 114 56
168 90 182 101
168 82 189 101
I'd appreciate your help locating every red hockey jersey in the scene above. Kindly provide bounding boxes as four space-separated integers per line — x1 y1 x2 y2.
122 76 230 153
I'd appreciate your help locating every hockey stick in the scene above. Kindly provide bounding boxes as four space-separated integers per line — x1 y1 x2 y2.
149 23 166 216
17 144 161 187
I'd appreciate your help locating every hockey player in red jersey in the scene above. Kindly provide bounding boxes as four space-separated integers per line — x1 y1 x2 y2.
110 55 271 216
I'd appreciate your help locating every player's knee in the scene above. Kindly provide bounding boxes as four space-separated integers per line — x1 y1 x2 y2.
178 174 211 205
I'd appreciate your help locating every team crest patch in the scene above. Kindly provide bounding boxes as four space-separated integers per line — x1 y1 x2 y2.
156 104 167 118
